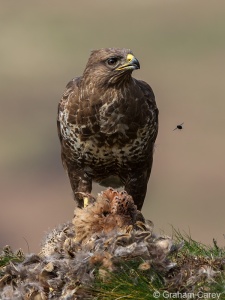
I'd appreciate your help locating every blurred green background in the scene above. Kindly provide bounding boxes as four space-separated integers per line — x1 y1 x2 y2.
1 0 225 252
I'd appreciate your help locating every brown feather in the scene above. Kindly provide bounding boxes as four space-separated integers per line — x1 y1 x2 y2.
57 48 158 209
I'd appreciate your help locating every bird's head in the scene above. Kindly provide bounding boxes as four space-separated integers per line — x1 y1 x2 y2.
83 48 140 86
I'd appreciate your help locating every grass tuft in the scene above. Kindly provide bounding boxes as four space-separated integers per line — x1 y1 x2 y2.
1 230 225 299
91 260 164 300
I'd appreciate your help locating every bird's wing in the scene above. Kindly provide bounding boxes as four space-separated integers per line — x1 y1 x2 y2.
57 77 83 173
57 77 81 143
136 79 159 142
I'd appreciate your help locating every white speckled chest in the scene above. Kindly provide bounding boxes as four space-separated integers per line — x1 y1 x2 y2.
59 108 154 169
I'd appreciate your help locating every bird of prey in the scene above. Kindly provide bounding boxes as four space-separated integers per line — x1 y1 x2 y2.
57 48 158 210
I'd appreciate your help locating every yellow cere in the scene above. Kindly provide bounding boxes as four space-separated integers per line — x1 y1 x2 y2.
126 54 134 62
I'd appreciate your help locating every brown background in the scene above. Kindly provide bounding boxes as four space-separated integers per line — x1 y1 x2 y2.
1 0 225 253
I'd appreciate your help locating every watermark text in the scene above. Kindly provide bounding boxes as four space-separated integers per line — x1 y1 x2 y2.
153 291 221 299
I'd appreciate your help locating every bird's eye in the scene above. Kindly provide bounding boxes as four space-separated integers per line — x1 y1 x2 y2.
107 57 118 66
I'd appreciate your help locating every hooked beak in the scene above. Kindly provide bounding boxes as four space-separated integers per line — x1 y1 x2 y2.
116 54 140 71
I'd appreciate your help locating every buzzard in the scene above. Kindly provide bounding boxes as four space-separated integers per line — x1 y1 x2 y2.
57 48 158 210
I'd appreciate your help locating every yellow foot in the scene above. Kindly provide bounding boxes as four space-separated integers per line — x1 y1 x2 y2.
83 196 89 208
75 192 96 208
